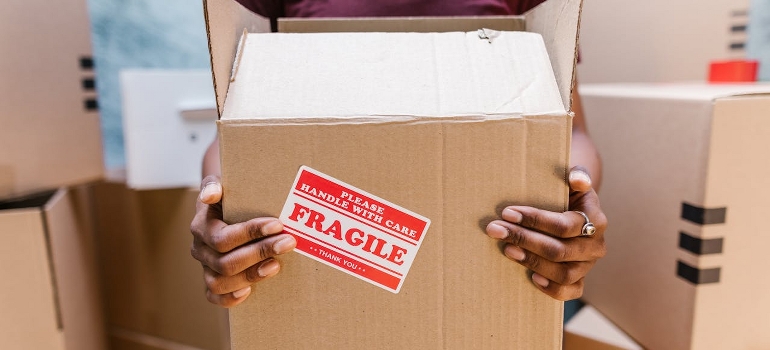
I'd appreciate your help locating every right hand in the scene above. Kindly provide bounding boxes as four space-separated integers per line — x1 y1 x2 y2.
190 175 297 307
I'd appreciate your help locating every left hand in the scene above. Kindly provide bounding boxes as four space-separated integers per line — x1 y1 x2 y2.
485 166 607 301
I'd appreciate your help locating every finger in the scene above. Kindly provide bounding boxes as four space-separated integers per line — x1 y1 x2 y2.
503 245 595 286
530 273 584 301
486 221 605 262
499 206 587 239
206 217 285 253
568 166 592 193
191 233 296 276
199 175 223 205
203 259 281 295
206 286 252 308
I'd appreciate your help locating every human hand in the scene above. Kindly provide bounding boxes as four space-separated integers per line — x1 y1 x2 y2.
485 166 607 300
190 175 297 307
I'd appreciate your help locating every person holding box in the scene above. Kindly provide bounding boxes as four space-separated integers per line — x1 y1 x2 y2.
190 0 606 307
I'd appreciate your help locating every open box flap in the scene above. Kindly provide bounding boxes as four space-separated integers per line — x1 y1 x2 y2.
526 0 582 111
203 0 270 117
204 0 583 117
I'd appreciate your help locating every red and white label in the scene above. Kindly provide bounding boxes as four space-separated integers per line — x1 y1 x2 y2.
279 166 431 293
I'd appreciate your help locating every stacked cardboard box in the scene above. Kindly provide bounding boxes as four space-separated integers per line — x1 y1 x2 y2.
0 187 107 349
581 83 770 350
92 178 229 350
0 0 107 348
563 305 642 350
205 0 582 348
0 0 104 198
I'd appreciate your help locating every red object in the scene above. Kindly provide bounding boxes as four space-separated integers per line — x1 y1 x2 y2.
708 60 759 83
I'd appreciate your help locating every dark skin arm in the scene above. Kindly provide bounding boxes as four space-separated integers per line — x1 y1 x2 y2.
485 83 607 300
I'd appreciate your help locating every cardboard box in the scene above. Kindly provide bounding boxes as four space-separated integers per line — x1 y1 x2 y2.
0 0 104 199
580 83 770 350
121 69 218 190
578 0 751 83
92 178 228 350
204 0 582 348
0 187 106 349
563 305 642 350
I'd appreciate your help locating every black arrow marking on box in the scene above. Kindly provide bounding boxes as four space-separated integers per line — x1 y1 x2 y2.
681 203 726 225
679 232 724 255
677 261 721 285
84 98 98 112
82 78 95 91
79 56 94 70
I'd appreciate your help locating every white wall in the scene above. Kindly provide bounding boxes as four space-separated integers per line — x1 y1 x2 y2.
578 0 751 83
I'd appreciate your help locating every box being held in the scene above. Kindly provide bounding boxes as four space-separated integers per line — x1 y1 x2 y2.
204 0 583 348
581 83 770 350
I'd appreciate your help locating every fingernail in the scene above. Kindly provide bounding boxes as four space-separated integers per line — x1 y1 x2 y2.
273 236 296 254
504 245 526 261
532 273 550 288
200 182 222 202
257 259 280 277
569 170 592 186
486 223 509 240
262 220 283 235
232 286 251 299
502 208 523 224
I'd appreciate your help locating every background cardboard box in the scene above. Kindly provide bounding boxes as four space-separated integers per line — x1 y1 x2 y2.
0 187 106 349
581 83 770 350
0 0 104 199
92 178 228 350
563 305 642 350
579 0 751 83
205 0 581 349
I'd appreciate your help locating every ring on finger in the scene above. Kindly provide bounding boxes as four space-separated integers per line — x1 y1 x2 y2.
573 210 596 237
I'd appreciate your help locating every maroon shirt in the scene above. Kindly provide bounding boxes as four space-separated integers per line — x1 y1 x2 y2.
237 0 546 20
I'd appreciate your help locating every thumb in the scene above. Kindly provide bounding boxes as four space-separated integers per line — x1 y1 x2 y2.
199 175 223 205
568 166 593 193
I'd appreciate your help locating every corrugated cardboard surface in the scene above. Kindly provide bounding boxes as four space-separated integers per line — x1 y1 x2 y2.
92 181 228 350
0 0 104 199
220 116 570 349
0 187 107 350
581 83 770 350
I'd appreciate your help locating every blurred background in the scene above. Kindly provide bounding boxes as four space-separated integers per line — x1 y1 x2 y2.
89 0 211 169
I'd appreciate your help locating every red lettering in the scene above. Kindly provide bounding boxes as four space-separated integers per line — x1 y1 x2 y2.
387 245 408 265
289 204 409 266
345 228 365 246
304 209 326 231
362 235 389 259
322 220 343 240
288 203 311 222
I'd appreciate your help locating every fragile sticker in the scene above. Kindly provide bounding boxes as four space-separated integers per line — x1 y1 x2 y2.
279 166 431 293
